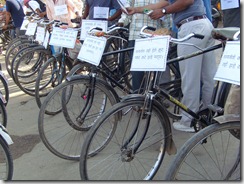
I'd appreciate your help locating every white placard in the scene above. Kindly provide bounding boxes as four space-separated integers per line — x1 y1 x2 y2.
117 0 128 14
220 0 239 10
80 20 108 40
43 30 50 49
77 35 107 66
214 41 240 85
54 4 68 16
20 19 30 30
49 27 78 48
93 7 109 19
130 36 170 71
25 22 37 36
35 26 45 43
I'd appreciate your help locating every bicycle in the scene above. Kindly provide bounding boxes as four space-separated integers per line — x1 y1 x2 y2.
37 25 182 161
0 124 14 180
78 27 240 180
165 114 240 180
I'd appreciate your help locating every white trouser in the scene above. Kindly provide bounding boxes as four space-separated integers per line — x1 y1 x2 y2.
177 18 217 124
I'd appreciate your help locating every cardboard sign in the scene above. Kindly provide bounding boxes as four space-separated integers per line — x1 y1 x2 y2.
93 7 109 19
43 30 50 49
80 20 108 40
35 26 45 43
54 4 68 16
130 36 170 71
214 41 240 85
25 22 37 36
77 35 107 66
220 0 239 10
49 27 78 48
20 19 29 30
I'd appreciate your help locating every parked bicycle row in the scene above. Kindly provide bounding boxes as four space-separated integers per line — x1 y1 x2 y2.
0 2 240 181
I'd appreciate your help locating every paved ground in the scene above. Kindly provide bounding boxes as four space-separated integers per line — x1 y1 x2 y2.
0 37 223 181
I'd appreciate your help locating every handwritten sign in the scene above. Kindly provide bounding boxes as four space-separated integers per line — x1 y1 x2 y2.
54 4 68 16
130 36 170 71
80 20 108 40
49 27 78 48
94 7 109 19
220 0 239 10
25 22 37 36
43 30 50 49
20 19 30 30
214 41 240 85
35 26 45 43
77 35 107 66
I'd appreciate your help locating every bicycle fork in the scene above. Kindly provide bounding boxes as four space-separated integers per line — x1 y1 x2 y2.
121 92 155 161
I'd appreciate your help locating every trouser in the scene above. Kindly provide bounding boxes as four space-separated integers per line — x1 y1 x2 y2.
177 18 217 124
224 85 240 115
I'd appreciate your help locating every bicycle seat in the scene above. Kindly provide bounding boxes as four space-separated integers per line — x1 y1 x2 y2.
212 27 240 41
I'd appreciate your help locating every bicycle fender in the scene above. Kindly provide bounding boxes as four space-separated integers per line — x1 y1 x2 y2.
0 125 13 145
120 94 145 102
214 114 240 124
121 95 177 155
153 100 177 155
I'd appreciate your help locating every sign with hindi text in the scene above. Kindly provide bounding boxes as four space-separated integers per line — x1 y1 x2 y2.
130 36 170 71
214 41 240 85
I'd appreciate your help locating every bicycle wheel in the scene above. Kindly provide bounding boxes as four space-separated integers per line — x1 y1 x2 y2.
165 121 240 180
80 99 170 180
14 47 51 96
35 56 73 108
0 136 13 180
5 39 36 78
38 76 118 160
0 72 9 106
0 98 7 127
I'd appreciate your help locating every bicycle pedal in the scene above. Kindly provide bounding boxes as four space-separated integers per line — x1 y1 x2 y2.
208 104 224 114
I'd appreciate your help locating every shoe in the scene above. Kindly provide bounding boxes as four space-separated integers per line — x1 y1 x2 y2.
173 121 195 133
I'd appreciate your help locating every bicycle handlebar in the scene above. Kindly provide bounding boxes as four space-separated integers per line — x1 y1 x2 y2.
139 26 205 43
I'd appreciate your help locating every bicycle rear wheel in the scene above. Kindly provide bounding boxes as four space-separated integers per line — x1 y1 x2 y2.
165 121 240 180
80 99 169 180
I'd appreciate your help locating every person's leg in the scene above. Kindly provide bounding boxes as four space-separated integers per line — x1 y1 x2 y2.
128 40 145 93
174 19 215 132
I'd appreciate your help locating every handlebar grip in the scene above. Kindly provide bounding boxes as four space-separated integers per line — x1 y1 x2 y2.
145 26 156 31
193 34 204 39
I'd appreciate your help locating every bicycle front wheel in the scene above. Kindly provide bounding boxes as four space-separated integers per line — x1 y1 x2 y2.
80 99 169 180
0 136 13 180
38 76 118 160
165 121 240 180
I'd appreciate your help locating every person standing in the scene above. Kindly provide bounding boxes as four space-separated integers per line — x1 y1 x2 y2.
126 0 217 132
81 0 122 27
118 0 171 93
24 0 47 17
222 0 240 115
3 0 25 38
45 0 82 27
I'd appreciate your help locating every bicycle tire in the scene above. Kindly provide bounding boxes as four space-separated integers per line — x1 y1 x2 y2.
5 39 36 78
0 98 7 127
35 56 73 108
165 121 240 180
80 99 170 180
0 136 13 180
0 72 9 106
38 75 118 160
14 47 51 96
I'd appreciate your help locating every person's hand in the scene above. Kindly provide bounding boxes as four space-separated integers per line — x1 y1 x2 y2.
125 7 136 15
148 9 164 20
116 22 124 27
